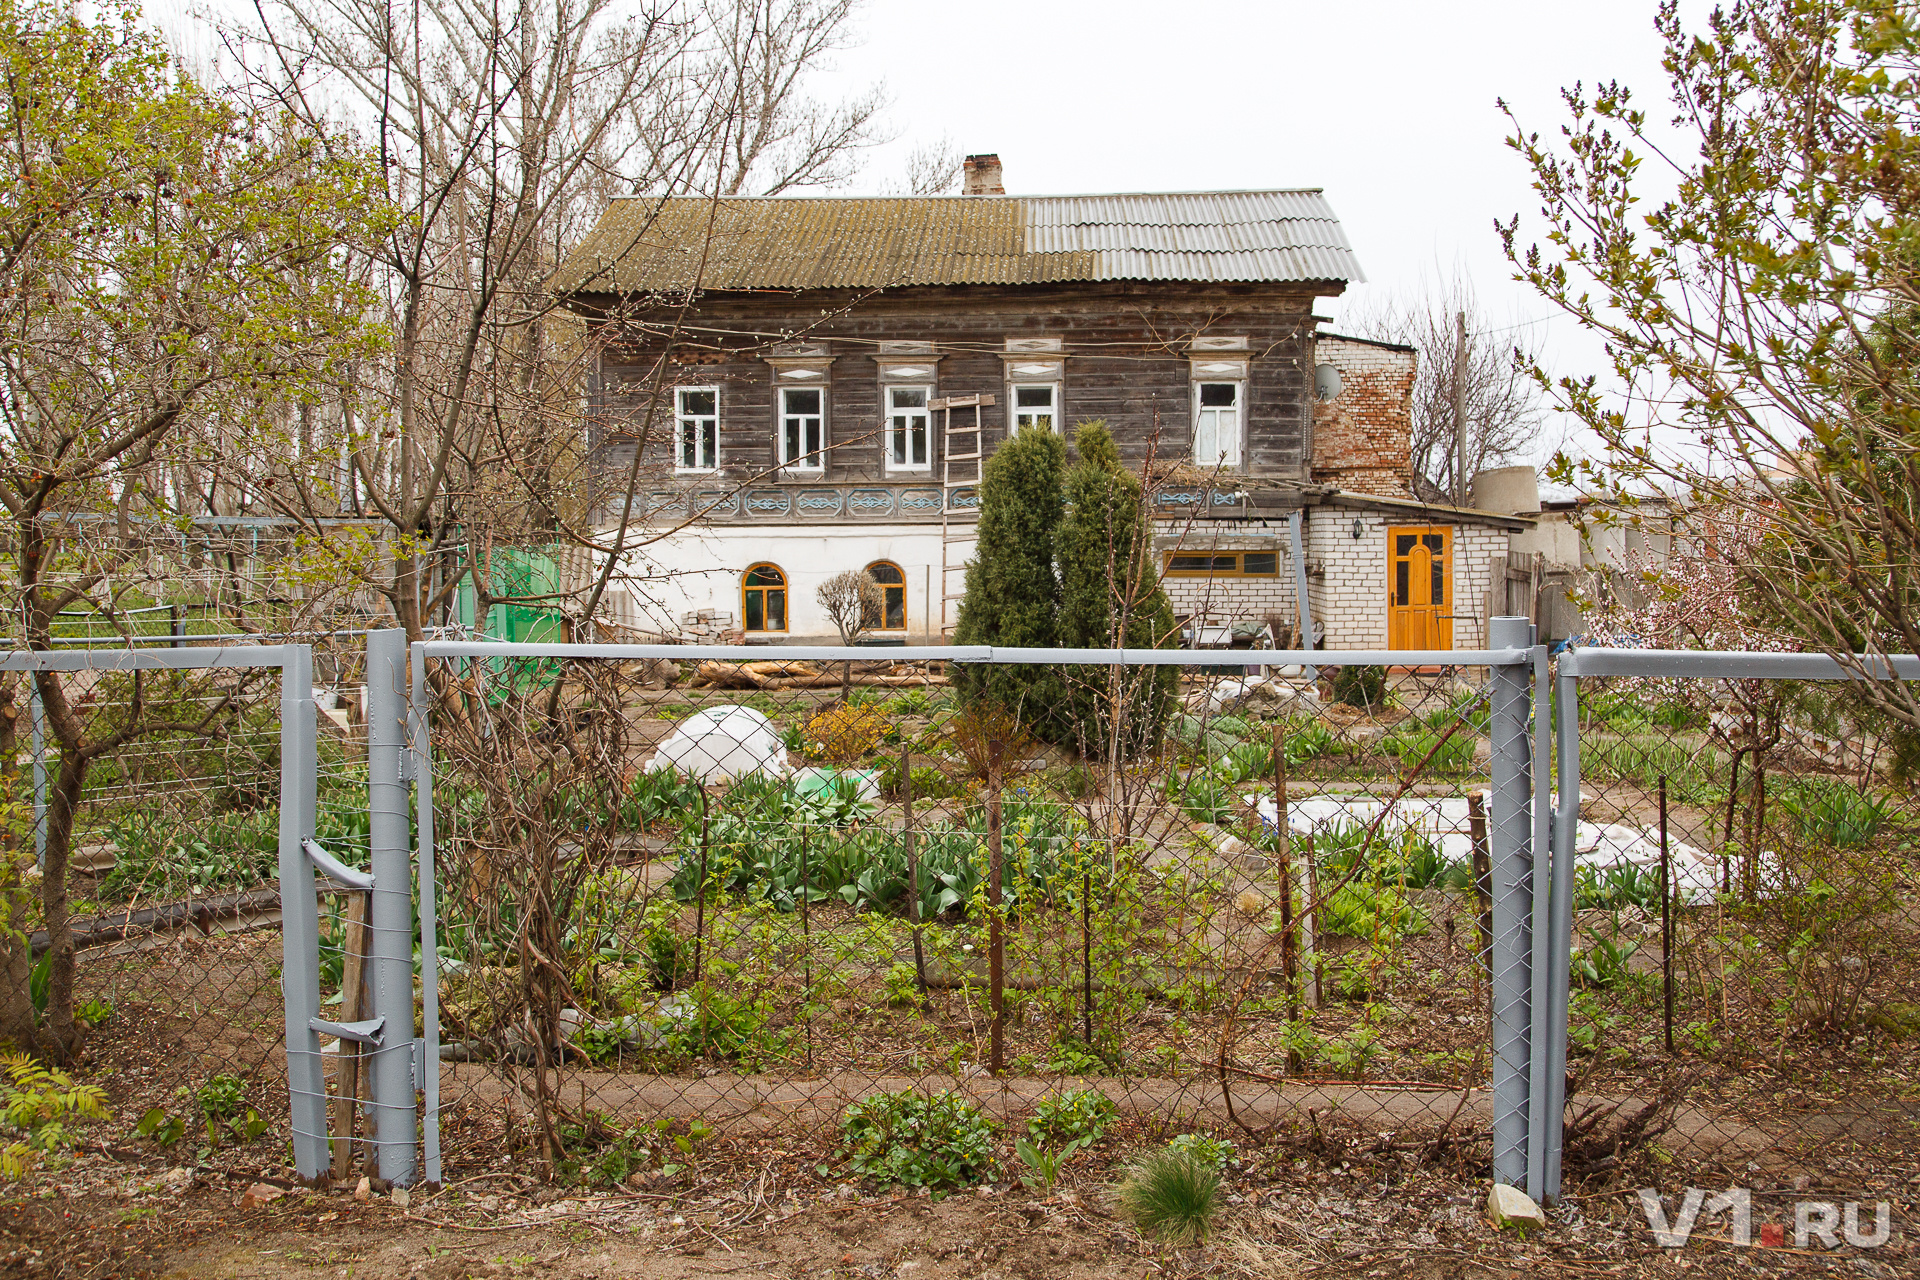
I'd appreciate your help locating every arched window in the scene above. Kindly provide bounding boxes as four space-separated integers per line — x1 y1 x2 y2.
742 563 787 633
863 561 907 631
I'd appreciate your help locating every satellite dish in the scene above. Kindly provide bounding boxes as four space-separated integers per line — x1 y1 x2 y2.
1314 363 1343 402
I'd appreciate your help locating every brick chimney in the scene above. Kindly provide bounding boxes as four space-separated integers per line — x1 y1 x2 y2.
963 154 1005 195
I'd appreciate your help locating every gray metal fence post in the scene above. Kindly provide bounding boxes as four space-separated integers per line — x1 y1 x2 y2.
366 629 418 1186
1486 617 1534 1191
1527 638 1554 1202
410 642 442 1184
275 645 330 1180
1539 668 1582 1201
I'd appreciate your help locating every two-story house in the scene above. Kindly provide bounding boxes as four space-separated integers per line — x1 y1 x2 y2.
557 156 1529 649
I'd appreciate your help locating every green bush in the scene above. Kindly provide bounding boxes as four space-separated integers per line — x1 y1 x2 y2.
1329 665 1388 711
838 1089 997 1190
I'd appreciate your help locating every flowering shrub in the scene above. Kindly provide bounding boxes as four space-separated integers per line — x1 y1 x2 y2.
804 703 889 765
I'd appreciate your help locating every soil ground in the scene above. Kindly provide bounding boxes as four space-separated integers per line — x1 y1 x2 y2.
3 1138 1910 1280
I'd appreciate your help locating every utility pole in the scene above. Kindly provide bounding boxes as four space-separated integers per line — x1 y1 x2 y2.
1453 310 1469 506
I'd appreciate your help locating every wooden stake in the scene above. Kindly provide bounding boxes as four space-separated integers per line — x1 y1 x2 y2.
1272 725 1300 1070
329 893 370 1181
987 770 1005 1076
901 745 929 1002
1467 789 1493 1006
1660 776 1674 1056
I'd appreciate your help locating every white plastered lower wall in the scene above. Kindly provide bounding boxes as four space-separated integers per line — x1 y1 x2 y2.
602 523 958 644
598 514 1511 651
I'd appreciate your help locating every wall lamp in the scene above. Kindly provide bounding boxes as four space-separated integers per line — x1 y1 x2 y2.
1350 518 1365 540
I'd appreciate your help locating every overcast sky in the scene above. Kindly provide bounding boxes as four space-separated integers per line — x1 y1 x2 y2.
815 0 1689 472
158 0 1691 476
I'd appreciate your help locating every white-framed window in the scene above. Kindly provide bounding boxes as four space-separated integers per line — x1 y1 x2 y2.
1193 381 1242 467
674 386 719 472
1011 383 1059 433
780 386 825 471
886 385 931 471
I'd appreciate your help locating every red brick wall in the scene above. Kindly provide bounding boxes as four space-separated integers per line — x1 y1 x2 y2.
1309 335 1414 498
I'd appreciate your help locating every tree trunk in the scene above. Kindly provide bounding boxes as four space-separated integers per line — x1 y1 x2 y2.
33 741 89 1062
0 677 37 1049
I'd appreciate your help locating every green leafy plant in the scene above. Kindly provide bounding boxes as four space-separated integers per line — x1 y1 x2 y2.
1775 779 1894 848
0 1054 109 1180
1116 1145 1221 1244
556 1113 714 1186
1014 1134 1086 1196
656 986 789 1068
1319 880 1426 940
1575 862 1665 912
133 1107 185 1148
1319 1025 1381 1079
74 998 113 1030
1044 1038 1110 1076
623 768 704 830
1382 723 1475 773
1177 773 1234 825
193 1073 266 1146
1165 1131 1235 1172
1026 1087 1115 1147
882 962 923 1009
1571 931 1643 990
837 1089 996 1191
885 688 936 717
1280 720 1338 765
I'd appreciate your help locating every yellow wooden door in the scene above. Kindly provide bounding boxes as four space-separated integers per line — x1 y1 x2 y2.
1388 527 1453 651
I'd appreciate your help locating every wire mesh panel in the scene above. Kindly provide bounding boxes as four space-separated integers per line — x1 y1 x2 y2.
0 646 328 1175
415 644 1537 1191
1557 655 1920 1203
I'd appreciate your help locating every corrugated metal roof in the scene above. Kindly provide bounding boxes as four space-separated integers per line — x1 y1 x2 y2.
554 190 1361 293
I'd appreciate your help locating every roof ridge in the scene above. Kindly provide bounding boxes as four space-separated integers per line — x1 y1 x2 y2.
606 188 1329 202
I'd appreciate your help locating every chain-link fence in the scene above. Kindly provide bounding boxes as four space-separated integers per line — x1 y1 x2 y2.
41 631 1919 1211
407 637 1550 1192
12 642 351 1176
1553 650 1920 1204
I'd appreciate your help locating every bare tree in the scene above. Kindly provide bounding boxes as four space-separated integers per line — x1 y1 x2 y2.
901 136 962 196
235 0 884 640
818 570 879 646
1345 276 1545 502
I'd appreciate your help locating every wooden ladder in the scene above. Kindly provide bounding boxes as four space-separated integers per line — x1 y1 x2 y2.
931 394 993 638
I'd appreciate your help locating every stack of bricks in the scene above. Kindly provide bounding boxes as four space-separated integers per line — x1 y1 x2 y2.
679 608 738 643
1310 335 1416 497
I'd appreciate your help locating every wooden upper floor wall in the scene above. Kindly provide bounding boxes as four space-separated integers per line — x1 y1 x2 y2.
585 280 1341 486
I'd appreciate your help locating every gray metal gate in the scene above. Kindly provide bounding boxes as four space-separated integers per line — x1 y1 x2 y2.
281 631 420 1186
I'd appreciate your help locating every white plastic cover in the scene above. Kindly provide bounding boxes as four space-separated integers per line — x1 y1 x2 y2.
647 705 790 783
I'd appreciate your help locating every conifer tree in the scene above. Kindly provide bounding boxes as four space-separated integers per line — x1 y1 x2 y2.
952 425 1067 731
1057 422 1178 757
